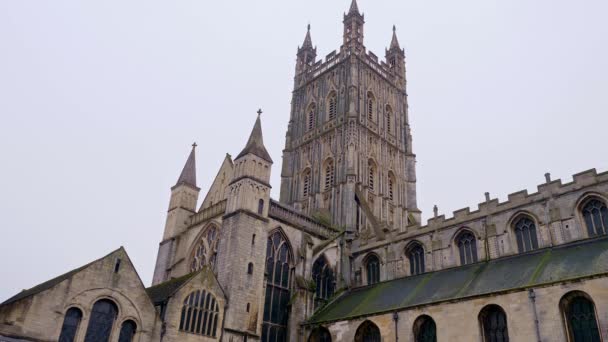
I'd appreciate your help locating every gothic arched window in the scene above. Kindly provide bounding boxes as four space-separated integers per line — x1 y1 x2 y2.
308 327 332 342
262 230 293 342
388 172 395 201
328 92 337 121
58 307 82 342
367 92 376 122
84 299 118 342
456 230 478 265
561 291 601 342
258 199 265 215
308 103 317 132
190 225 220 273
385 105 393 134
354 320 381 342
479 305 509 342
365 254 380 285
179 290 219 337
118 320 137 342
513 216 539 253
324 159 335 191
312 256 335 309
413 315 437 342
368 160 376 194
581 198 608 237
302 169 312 198
406 242 425 276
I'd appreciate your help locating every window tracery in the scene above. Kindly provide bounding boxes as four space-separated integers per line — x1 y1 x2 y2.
456 231 478 265
513 216 539 252
179 290 219 337
365 254 380 285
190 226 220 273
262 231 292 342
312 256 335 309
406 242 425 275
581 198 608 237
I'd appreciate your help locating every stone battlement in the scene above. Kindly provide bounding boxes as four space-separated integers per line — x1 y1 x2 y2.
269 199 339 239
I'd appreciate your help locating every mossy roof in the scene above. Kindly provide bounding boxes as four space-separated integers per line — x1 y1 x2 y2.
146 272 198 305
309 237 608 324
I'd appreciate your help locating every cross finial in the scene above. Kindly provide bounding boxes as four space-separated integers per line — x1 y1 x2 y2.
307 23 311 31
257 108 263 116
393 25 396 32
192 142 197 149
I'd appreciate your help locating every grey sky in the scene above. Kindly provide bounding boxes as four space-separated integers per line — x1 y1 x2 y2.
1 0 606 301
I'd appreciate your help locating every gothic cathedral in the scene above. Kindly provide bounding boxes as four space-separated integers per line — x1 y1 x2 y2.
2 2 608 342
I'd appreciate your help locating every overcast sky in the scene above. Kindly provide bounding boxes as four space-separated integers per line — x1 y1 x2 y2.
1 0 607 301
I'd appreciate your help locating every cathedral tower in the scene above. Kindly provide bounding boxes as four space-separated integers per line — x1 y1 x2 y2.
279 0 419 237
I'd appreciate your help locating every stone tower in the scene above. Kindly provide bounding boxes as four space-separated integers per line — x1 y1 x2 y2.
279 0 419 237
215 112 273 338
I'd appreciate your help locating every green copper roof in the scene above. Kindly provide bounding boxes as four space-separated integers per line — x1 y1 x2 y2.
309 237 608 324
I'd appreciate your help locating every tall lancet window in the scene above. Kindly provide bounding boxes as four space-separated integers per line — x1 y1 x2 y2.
385 105 393 134
190 225 220 273
324 159 335 191
368 160 376 194
262 231 293 342
307 103 317 132
312 256 335 309
367 92 375 122
388 172 395 201
328 92 337 121
302 169 312 198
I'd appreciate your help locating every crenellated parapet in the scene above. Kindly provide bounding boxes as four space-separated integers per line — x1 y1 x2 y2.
269 199 339 239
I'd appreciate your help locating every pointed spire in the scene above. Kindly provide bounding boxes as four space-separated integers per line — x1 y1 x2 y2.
348 0 361 15
302 24 313 49
390 25 401 50
236 109 273 163
175 143 197 188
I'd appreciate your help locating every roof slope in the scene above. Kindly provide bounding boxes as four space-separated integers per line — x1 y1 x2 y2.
309 237 608 324
1 248 121 306
146 272 198 305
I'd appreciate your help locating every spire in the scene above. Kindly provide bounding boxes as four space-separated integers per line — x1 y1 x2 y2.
236 109 273 163
390 25 401 50
302 24 313 49
175 143 197 188
348 0 360 15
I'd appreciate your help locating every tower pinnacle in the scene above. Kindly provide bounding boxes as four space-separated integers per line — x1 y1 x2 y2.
301 24 313 49
236 110 273 163
390 25 401 50
175 143 197 189
348 0 360 15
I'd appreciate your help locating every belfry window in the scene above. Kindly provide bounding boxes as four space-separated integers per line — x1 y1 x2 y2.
84 299 118 342
368 160 376 194
388 172 395 201
581 198 608 237
307 103 317 132
324 159 335 191
262 231 292 342
561 291 601 342
328 92 337 121
312 256 335 309
190 225 220 273
354 320 381 342
365 254 380 285
58 307 82 342
456 230 478 265
179 290 219 337
406 242 425 276
513 216 539 253
385 105 393 134
302 169 312 198
367 92 375 122
479 305 509 342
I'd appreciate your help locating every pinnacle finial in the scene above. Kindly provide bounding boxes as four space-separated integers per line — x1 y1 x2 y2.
393 24 396 32
348 0 360 15
192 142 197 149
307 23 311 31
257 108 263 116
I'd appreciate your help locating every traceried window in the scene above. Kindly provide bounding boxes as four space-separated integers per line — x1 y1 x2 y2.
262 231 293 342
312 256 335 309
324 159 335 191
385 105 393 134
368 160 376 194
190 226 220 273
84 299 118 342
308 327 332 342
561 291 601 342
479 305 509 342
581 198 608 237
354 320 381 342
328 92 337 121
58 307 82 342
365 254 380 285
307 103 317 132
179 290 219 337
513 216 539 253
302 169 312 198
388 172 395 201
406 242 425 276
367 92 375 122
456 230 478 265
118 320 137 342
413 315 437 342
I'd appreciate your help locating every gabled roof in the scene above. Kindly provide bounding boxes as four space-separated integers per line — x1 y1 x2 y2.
146 272 199 305
1 248 122 307
235 113 273 163
309 237 608 324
